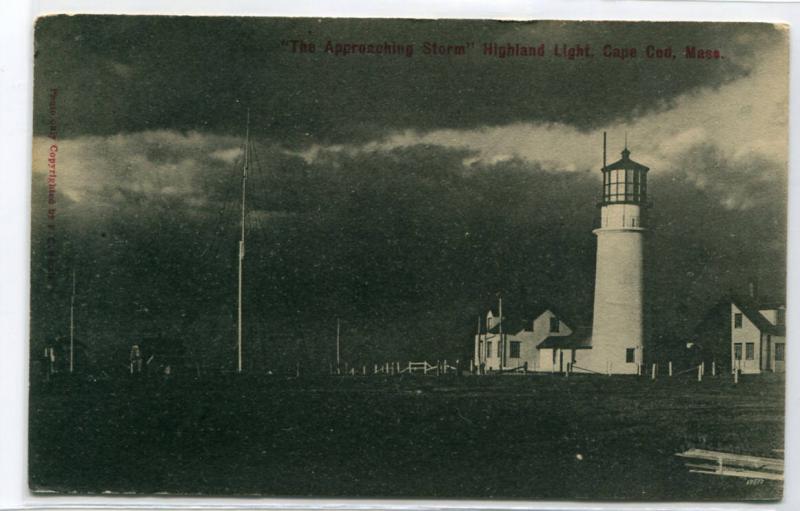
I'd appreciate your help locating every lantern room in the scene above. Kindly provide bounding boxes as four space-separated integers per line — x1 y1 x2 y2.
600 147 649 206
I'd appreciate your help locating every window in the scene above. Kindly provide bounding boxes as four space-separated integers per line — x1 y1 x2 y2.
775 343 785 362
746 342 755 360
734 343 743 361
777 309 786 326
510 341 521 359
603 168 645 203
626 348 635 363
734 313 743 328
486 341 492 358
550 317 560 333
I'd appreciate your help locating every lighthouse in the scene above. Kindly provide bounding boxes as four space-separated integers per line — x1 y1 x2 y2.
589 135 649 374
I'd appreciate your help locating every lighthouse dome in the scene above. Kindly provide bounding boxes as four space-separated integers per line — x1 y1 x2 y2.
603 148 649 172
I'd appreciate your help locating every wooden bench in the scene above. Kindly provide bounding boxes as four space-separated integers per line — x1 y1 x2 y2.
676 448 783 481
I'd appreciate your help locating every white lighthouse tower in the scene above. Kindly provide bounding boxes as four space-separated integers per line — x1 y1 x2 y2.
589 134 649 374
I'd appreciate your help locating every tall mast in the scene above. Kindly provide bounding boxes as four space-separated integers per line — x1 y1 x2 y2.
237 110 249 373
69 269 75 373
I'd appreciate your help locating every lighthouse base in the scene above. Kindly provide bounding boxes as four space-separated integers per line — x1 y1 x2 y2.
577 344 642 375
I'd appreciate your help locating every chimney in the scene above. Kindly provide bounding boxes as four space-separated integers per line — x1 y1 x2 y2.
748 280 758 299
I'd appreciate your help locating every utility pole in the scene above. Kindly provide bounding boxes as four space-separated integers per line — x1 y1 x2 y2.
476 315 481 368
69 269 75 373
336 318 341 374
237 109 249 373
498 293 504 369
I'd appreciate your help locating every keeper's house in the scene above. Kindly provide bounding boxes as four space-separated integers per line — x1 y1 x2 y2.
694 296 786 374
473 304 591 373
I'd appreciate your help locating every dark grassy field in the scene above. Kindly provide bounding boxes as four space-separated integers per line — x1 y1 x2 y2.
29 372 784 501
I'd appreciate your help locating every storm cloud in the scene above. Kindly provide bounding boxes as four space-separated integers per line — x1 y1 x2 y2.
34 17 782 142
30 17 788 371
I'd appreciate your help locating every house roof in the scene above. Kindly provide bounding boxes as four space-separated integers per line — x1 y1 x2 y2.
758 301 786 311
527 302 572 324
733 297 785 336
537 326 593 350
486 317 528 335
602 148 649 172
485 300 577 335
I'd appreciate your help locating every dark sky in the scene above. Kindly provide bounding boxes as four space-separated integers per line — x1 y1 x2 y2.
30 16 788 372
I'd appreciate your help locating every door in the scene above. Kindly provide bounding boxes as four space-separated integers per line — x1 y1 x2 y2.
742 340 758 373
765 336 772 372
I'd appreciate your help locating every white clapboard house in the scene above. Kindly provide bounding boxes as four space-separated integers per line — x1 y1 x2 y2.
473 304 592 373
694 295 786 374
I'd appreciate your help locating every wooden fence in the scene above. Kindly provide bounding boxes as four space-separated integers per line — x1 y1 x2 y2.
330 360 461 376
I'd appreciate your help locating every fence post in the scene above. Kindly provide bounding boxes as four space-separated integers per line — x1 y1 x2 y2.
669 361 673 377
651 363 656 381
734 368 739 384
697 364 702 382
374 364 378 374
712 361 716 376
